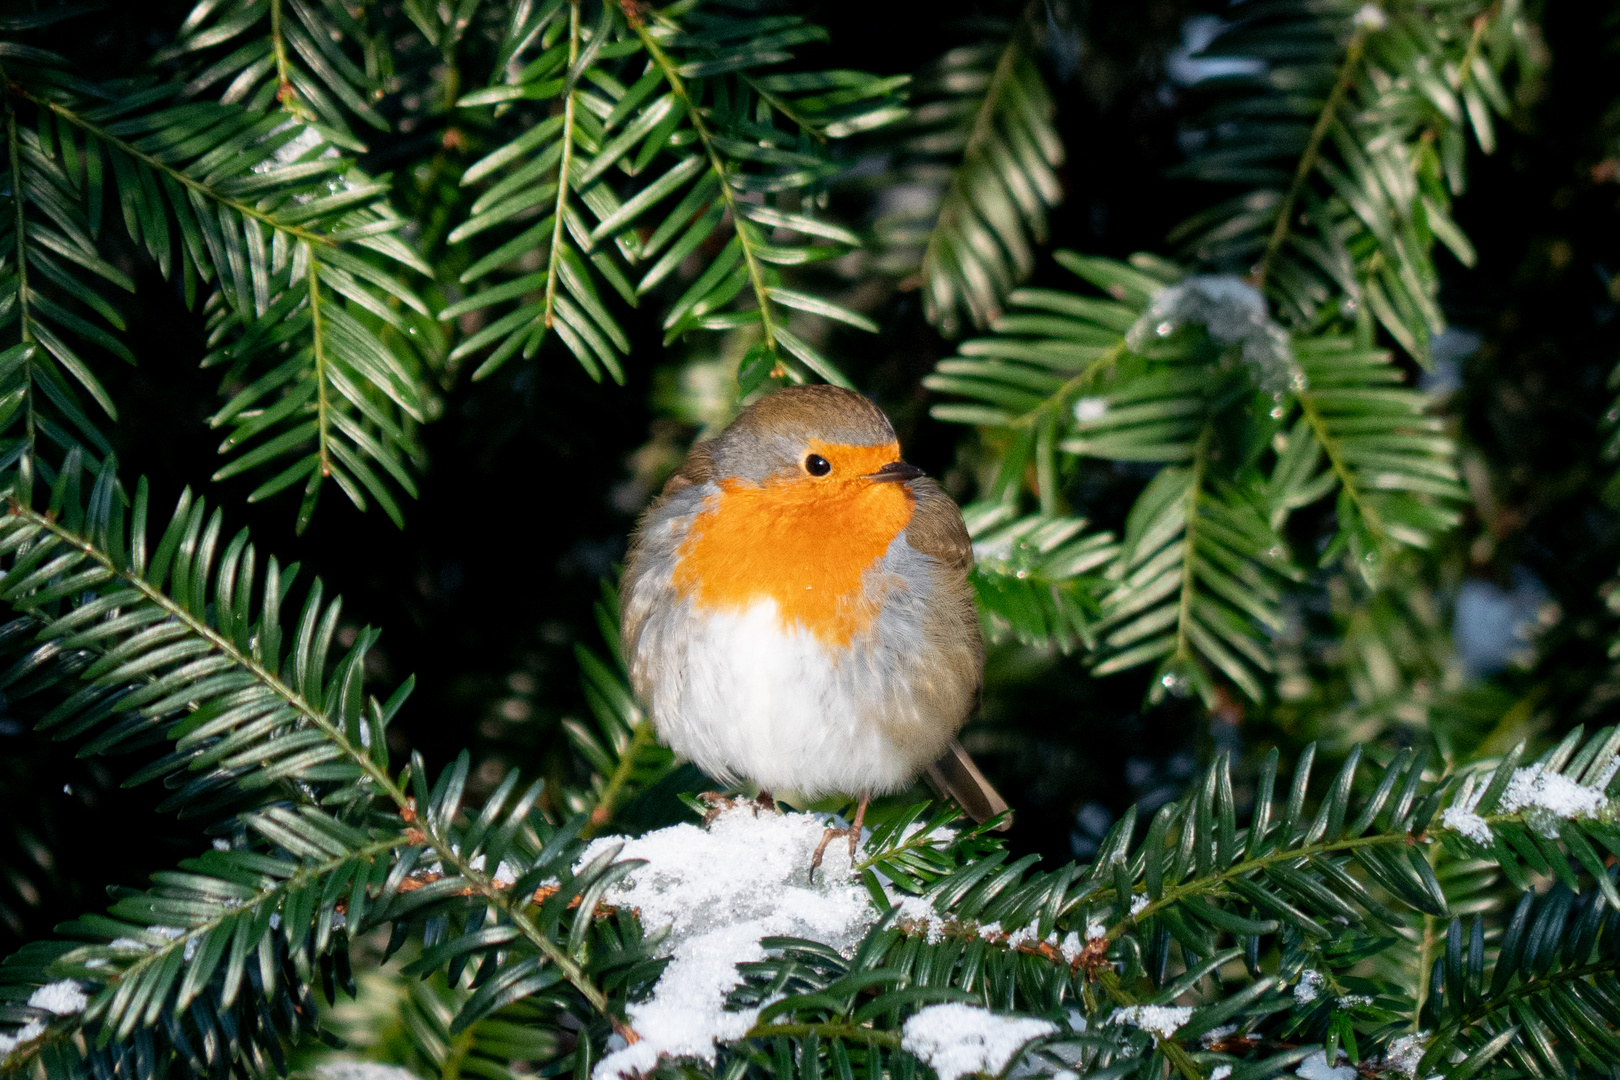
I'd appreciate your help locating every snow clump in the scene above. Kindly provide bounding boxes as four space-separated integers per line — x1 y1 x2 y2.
1107 1005 1193 1039
1441 771 1494 844
27 981 87 1015
890 895 945 943
1498 763 1609 819
585 806 876 1080
900 1003 1056 1080
1440 799 1492 846
467 854 518 886
0 1021 46 1065
1293 969 1324 1004
1003 920 1044 949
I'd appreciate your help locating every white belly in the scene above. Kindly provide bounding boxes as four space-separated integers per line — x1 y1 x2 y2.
651 598 920 797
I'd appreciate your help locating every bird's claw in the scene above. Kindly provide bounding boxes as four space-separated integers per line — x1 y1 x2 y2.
698 790 776 827
809 795 870 879
808 824 861 877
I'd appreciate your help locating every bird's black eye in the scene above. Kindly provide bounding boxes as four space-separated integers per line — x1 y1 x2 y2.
804 453 831 477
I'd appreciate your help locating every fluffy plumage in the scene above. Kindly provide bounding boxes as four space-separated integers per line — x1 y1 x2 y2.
621 386 1002 818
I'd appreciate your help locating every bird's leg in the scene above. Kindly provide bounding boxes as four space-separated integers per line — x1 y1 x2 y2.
809 793 871 875
847 793 870 859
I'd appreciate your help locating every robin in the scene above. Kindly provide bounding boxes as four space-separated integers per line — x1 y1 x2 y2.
620 385 1008 867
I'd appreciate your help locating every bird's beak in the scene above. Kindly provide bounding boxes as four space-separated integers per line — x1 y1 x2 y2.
868 461 925 484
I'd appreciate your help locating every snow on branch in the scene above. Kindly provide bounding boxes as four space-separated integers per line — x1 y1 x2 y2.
584 806 876 1080
1124 275 1298 395
900 1004 1056 1080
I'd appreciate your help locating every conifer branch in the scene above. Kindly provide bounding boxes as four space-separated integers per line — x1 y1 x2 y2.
629 18 781 359
34 95 333 249
2 497 625 1030
1252 27 1369 289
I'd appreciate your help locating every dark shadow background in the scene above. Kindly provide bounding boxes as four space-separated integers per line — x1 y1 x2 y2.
5 0 1618 956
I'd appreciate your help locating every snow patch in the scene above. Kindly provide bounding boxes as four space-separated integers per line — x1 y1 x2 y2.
900 1004 1056 1080
585 808 876 1080
1125 276 1298 395
1296 1049 1356 1080
1211 1067 1233 1080
1129 893 1149 916
1107 1005 1192 1039
27 981 87 1015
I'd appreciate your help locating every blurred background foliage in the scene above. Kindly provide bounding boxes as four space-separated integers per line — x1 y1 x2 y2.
0 0 1613 1021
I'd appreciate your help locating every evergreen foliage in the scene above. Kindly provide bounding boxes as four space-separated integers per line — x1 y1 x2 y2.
1 3 1619 1080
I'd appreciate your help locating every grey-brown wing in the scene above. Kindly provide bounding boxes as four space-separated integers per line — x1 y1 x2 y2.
904 478 974 577
620 439 716 686
904 484 1006 827
905 477 983 687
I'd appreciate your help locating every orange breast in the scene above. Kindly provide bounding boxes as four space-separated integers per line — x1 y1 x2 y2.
672 442 916 646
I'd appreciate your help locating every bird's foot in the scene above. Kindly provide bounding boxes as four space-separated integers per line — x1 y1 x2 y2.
698 791 769 827
809 795 870 878
809 824 855 876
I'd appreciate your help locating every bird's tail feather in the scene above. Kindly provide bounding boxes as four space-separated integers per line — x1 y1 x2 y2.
924 739 1011 831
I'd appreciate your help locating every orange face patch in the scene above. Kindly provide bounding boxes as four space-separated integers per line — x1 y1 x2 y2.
672 441 916 646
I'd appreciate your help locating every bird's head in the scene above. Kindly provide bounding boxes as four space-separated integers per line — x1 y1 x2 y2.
707 385 924 491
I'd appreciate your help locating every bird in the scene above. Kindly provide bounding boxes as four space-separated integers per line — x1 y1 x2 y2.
619 384 1008 867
